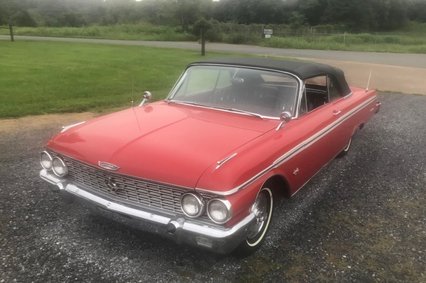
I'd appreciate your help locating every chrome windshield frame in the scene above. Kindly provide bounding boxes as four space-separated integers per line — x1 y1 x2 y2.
165 63 304 119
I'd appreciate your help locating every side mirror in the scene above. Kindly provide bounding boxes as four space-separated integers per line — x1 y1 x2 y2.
276 111 292 131
139 91 152 106
280 111 292 122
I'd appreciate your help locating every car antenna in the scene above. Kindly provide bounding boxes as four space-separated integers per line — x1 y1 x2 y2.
131 77 134 107
365 70 372 92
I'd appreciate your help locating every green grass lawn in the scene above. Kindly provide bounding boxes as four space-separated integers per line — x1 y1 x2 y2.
0 41 223 118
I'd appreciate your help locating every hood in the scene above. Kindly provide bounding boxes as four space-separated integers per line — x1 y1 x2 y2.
48 101 277 188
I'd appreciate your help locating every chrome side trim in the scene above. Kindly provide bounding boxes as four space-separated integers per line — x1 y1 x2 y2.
40 169 255 240
61 121 86 133
343 92 353 99
196 95 377 196
216 153 238 169
197 186 240 196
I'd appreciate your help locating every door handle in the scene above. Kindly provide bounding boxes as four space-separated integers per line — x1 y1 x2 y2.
333 110 342 116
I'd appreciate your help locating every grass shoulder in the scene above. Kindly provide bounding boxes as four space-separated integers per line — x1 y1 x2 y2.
0 41 226 118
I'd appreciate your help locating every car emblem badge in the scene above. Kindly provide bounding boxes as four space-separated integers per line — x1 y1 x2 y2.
105 177 120 193
98 161 120 171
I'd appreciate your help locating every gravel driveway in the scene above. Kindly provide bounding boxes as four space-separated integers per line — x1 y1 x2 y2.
0 92 425 282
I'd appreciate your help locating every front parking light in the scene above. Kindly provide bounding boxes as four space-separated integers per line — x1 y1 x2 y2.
51 157 68 177
40 151 53 170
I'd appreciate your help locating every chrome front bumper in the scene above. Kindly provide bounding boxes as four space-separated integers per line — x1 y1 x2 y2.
40 169 255 254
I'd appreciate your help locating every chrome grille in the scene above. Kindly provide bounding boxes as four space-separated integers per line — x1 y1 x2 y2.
58 156 193 215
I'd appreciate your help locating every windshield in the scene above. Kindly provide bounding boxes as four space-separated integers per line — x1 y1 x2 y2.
168 65 299 118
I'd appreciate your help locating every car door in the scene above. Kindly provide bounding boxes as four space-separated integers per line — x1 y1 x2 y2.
278 75 351 193
325 75 354 151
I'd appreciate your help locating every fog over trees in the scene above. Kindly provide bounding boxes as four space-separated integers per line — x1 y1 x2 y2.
0 0 425 31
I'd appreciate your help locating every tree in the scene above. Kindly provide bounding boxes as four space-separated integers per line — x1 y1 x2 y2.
175 0 201 31
193 18 212 55
12 10 37 26
59 12 85 27
300 0 327 26
408 0 426 22
0 0 413 31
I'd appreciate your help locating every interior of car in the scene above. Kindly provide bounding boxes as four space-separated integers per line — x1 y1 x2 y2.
301 75 343 114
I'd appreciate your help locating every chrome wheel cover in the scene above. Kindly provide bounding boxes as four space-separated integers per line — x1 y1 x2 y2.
246 188 273 247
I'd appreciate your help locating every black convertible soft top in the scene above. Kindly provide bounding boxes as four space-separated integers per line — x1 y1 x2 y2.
191 57 351 96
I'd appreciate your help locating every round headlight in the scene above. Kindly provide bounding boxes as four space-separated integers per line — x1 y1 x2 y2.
40 151 53 170
52 157 68 177
181 193 204 218
207 199 232 224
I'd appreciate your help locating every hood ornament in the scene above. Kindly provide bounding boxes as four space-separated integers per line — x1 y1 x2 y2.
98 161 120 171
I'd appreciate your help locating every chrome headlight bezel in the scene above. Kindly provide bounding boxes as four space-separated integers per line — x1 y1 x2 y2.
51 157 68 177
181 193 205 218
40 151 53 170
207 198 232 224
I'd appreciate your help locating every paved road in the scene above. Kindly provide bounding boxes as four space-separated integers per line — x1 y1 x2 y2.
1 35 426 68
1 93 425 282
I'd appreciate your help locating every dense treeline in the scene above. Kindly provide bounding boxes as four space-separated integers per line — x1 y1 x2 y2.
1 0 425 32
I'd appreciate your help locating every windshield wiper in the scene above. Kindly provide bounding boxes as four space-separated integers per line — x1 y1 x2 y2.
218 107 265 119
168 100 266 119
167 100 204 107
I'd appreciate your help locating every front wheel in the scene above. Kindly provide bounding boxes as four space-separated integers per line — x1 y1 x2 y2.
235 187 274 256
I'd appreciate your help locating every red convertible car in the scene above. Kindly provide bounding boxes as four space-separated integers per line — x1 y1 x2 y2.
40 58 380 254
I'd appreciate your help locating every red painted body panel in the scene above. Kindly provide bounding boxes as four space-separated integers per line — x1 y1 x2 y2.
48 101 278 188
47 87 378 229
48 89 377 196
197 88 377 192
211 87 378 226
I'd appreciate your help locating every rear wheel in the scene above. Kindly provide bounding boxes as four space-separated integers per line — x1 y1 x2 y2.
235 187 274 255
